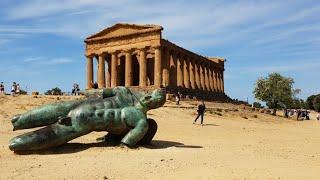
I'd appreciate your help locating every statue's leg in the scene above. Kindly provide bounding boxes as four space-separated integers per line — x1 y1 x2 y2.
9 121 91 152
138 118 158 145
12 100 84 130
121 119 148 147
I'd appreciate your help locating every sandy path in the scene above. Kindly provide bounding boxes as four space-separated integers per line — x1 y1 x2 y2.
0 95 319 179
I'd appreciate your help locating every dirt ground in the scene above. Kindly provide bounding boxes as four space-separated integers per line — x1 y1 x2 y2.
0 95 319 179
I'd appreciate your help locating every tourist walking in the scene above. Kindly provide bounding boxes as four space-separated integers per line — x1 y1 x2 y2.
317 111 320 121
72 83 80 96
0 82 4 95
193 101 206 126
16 83 21 94
11 82 17 95
175 92 181 105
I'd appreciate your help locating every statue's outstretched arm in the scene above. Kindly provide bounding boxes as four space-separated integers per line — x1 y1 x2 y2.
12 100 84 131
121 119 148 147
9 121 92 152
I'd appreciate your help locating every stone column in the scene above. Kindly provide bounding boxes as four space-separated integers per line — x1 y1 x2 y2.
177 55 184 87
111 52 118 87
98 53 106 88
208 66 213 92
213 69 218 92
125 51 133 86
216 70 221 92
162 49 170 87
221 71 224 93
169 52 177 87
183 56 190 89
195 62 200 89
218 70 223 93
189 58 196 89
86 56 93 89
106 56 111 88
139 49 147 86
204 64 210 91
154 47 162 87
200 63 205 90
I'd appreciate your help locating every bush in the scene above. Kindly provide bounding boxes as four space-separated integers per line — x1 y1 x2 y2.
252 102 263 108
18 89 27 95
45 87 62 95
306 95 317 110
313 95 320 112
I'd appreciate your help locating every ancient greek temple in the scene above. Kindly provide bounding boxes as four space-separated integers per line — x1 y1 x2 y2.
85 23 227 100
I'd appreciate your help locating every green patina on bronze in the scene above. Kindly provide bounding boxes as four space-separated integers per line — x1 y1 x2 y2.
9 87 166 152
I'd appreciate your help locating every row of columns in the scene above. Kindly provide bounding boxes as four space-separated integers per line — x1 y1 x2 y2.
162 50 224 93
86 46 224 93
86 46 162 89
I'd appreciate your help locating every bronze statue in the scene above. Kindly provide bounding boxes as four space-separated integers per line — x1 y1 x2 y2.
9 87 166 152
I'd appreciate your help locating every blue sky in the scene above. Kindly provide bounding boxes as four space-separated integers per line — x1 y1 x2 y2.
0 0 319 102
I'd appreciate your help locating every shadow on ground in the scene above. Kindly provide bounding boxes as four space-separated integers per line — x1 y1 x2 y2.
14 140 202 155
144 140 203 149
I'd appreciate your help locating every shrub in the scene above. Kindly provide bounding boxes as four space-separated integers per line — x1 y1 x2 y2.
45 87 62 95
313 95 320 112
252 102 263 108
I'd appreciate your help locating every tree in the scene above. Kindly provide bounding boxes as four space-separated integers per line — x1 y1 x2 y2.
45 87 62 95
306 95 318 110
252 102 263 108
288 98 307 109
313 95 320 112
253 73 297 115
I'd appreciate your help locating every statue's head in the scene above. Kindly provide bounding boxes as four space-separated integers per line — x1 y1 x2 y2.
140 89 166 110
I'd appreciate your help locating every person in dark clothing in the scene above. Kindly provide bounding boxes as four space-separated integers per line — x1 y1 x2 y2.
193 101 206 126
93 82 98 89
175 92 181 105
0 82 4 95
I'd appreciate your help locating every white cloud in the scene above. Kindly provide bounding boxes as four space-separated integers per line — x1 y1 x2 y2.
47 58 74 65
5 0 127 20
229 59 320 74
23 57 74 65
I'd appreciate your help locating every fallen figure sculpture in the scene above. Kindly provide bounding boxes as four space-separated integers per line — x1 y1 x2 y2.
9 87 166 152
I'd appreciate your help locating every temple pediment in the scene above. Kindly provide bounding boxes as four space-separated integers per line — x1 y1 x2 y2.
85 23 163 42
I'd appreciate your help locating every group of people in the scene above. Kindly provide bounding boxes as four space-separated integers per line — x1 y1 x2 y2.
0 82 21 95
285 109 312 120
71 83 80 96
11 82 21 95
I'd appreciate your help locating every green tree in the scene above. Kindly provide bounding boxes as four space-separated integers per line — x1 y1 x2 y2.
306 95 317 110
253 73 297 115
45 87 62 95
252 102 263 108
313 95 320 112
288 98 307 109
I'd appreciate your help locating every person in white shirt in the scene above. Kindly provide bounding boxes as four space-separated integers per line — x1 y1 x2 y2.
11 82 16 95
16 84 20 94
